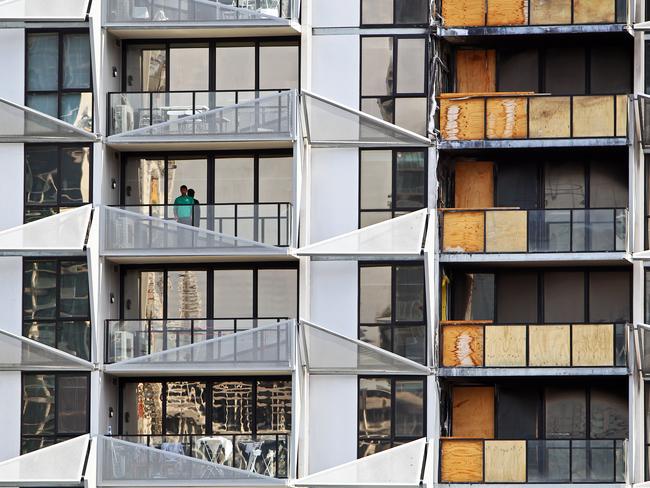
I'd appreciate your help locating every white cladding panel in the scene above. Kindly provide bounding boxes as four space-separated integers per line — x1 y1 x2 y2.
0 372 22 462
311 35 359 108
311 0 359 27
0 30 24 103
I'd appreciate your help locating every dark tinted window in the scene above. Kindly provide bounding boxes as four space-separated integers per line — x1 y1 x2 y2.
452 273 494 321
496 161 539 209
589 271 630 322
496 272 538 323
497 49 539 92
545 47 586 95
497 387 539 439
543 272 585 323
545 387 587 438
590 46 632 94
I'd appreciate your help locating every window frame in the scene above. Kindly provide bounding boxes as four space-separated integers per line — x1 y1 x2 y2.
24 143 94 223
25 29 94 130
359 0 430 27
357 375 427 457
20 371 91 454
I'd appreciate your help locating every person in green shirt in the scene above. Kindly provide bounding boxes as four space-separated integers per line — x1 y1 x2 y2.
173 185 194 226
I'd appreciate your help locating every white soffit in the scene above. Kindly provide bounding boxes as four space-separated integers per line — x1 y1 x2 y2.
0 0 89 20
104 321 294 376
0 97 96 142
300 321 430 375
294 438 428 487
301 91 431 148
0 435 90 486
0 205 92 256
296 209 428 258
96 435 287 487
0 328 93 371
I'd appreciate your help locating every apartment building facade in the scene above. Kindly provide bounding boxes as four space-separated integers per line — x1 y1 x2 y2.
0 1 646 488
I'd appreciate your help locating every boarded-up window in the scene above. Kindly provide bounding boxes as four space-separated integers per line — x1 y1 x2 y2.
543 272 585 323
545 47 586 95
590 46 631 95
545 387 587 439
496 161 539 209
589 271 630 322
452 273 494 321
497 49 539 92
497 387 539 439
496 272 538 323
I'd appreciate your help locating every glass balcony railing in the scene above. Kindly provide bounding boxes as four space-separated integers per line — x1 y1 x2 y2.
104 0 300 24
115 203 292 247
441 208 627 254
439 94 628 142
441 0 627 27
106 317 290 363
114 434 289 478
441 321 627 368
440 438 626 483
108 89 288 136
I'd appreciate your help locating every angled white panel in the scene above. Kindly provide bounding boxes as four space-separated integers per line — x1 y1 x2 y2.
633 249 650 259
0 435 89 486
0 0 89 20
301 91 431 148
0 97 97 142
105 321 294 376
295 438 427 487
100 206 288 258
106 91 296 144
297 210 428 258
0 329 93 371
97 435 287 487
0 205 92 256
301 321 430 375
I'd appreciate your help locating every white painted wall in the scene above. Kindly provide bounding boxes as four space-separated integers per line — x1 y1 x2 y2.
0 29 24 103
311 0 359 27
311 35 359 108
0 144 24 231
0 372 22 462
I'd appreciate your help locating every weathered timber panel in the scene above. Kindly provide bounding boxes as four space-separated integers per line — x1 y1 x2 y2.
455 161 494 208
486 97 527 139
528 96 571 138
442 0 487 26
452 386 495 438
574 0 615 23
442 211 485 253
573 96 614 137
485 325 526 366
530 0 571 24
487 0 528 25
440 98 485 140
572 324 614 366
484 440 527 482
528 325 571 366
440 439 484 483
442 324 484 367
485 210 527 252
456 49 497 93
616 94 628 137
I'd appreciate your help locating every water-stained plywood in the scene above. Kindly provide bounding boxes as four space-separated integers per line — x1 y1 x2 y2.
440 439 484 483
442 0 487 26
616 94 628 137
442 324 484 367
572 324 614 366
530 0 571 24
485 325 526 366
574 0 615 23
455 161 494 208
528 96 570 138
486 97 527 139
456 50 496 93
573 96 614 137
484 440 527 482
442 211 485 253
452 386 494 438
487 0 528 25
440 98 485 140
529 325 570 366
485 210 527 252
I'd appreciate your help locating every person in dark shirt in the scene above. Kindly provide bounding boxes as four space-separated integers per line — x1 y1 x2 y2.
188 188 201 227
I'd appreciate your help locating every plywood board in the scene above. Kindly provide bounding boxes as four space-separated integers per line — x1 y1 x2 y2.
572 324 614 366
530 0 571 24
440 98 485 140
485 325 526 366
456 50 496 93
528 325 570 366
485 210 527 252
616 94 628 137
442 324 484 367
484 440 527 482
442 0 487 26
574 0 615 23
455 161 494 208
487 0 528 25
442 211 485 253
440 439 484 483
452 386 494 438
486 97 527 139
528 96 570 138
573 96 614 137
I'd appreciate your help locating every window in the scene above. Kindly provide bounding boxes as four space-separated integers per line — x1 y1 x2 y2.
23 259 91 360
359 149 426 227
120 377 291 477
361 36 428 135
497 49 539 92
358 377 425 457
21 373 89 453
360 0 429 26
359 264 426 364
495 272 538 323
26 31 92 130
451 272 494 321
24 145 92 223
543 272 585 323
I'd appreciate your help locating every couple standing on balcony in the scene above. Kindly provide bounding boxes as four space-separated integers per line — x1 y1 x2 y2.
174 185 201 227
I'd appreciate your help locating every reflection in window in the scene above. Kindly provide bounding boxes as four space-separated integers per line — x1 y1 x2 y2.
451 272 495 321
361 0 429 25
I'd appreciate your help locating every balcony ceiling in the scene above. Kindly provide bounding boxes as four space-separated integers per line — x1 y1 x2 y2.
0 0 89 21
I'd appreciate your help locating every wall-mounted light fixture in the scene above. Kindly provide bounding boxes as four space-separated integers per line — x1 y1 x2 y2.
108 407 114 418
111 178 117 189
112 66 118 78
110 293 115 304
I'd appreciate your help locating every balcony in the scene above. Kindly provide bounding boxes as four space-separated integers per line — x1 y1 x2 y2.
438 94 628 149
105 317 290 363
440 0 627 35
103 0 300 38
440 321 627 374
440 208 627 262
440 438 626 483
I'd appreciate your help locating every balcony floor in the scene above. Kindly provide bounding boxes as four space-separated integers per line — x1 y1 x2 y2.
438 138 628 150
105 23 301 39
438 367 629 377
439 252 629 266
